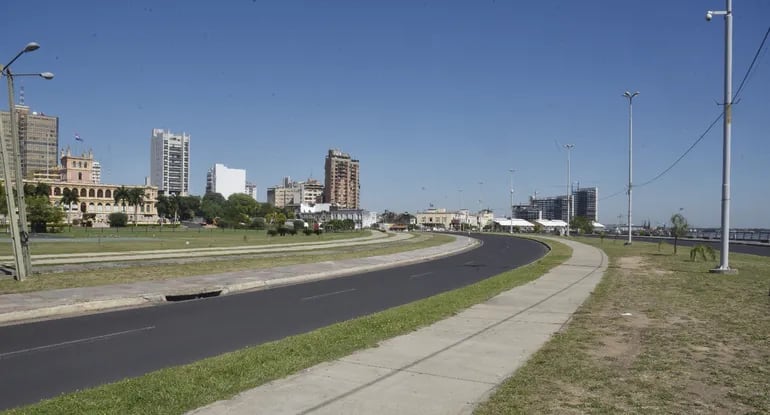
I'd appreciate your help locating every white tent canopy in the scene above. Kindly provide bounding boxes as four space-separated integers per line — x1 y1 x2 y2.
493 218 535 228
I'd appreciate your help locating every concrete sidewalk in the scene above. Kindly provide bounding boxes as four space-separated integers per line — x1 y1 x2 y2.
0 234 478 325
188 237 607 415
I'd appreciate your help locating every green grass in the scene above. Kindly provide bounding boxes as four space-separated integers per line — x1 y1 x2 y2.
2 228 371 256
475 237 770 414
3 236 570 415
0 233 442 294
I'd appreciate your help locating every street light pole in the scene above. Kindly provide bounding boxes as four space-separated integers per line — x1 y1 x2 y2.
509 169 515 234
478 181 484 232
563 144 574 236
623 91 639 245
1 42 54 280
706 1 736 274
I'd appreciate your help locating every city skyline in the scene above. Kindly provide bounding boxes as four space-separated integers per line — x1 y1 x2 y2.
3 1 770 228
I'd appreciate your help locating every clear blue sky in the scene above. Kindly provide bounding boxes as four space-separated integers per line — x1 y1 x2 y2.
4 1 769 228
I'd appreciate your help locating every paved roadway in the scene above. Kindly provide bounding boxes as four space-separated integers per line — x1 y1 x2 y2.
593 234 770 257
0 234 547 411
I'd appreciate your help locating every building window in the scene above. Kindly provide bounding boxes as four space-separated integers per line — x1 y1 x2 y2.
78 172 82 181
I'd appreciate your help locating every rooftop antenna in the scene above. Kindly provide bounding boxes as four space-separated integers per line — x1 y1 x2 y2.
19 86 25 105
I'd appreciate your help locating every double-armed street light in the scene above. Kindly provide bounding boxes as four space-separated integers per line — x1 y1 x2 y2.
706 1 737 274
1 42 55 280
622 91 639 245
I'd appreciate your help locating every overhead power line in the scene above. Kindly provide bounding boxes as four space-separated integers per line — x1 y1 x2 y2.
600 24 770 200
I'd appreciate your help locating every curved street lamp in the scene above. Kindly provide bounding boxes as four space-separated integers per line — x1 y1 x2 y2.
1 42 55 280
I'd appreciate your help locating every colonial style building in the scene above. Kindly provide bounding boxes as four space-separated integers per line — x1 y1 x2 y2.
46 149 159 225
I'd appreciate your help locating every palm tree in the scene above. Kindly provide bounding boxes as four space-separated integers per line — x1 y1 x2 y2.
60 188 79 226
670 213 689 254
127 187 145 227
113 186 131 214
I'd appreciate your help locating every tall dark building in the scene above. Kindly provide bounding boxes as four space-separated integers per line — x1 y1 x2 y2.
573 187 598 221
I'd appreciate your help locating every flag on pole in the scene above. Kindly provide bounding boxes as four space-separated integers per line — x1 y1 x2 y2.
75 133 83 142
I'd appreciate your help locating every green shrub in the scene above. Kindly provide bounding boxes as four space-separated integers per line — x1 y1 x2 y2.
690 244 716 262
266 228 278 237
108 212 128 227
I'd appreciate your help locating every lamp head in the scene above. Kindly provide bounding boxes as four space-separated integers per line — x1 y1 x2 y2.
40 72 54 80
23 42 40 52
706 11 713 21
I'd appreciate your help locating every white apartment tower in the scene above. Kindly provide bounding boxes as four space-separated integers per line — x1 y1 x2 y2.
150 129 190 196
205 163 246 199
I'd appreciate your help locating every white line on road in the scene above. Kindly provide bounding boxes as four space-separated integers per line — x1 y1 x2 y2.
0 326 156 360
301 288 357 301
409 272 433 279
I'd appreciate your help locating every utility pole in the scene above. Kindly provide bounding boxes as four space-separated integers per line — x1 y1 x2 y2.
706 1 737 274
509 169 515 234
563 144 575 236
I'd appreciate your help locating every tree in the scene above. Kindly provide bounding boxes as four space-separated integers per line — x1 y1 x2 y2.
113 186 131 213
60 188 80 226
533 222 544 233
670 213 689 254
127 187 145 227
156 194 171 220
27 195 64 232
223 193 257 227
570 216 594 235
199 192 226 224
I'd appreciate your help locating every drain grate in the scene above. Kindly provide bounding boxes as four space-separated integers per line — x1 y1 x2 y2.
165 290 222 302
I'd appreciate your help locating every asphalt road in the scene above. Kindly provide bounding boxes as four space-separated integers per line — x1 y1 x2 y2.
593 234 770 257
0 233 548 411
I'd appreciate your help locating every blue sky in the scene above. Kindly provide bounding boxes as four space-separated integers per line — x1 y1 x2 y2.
3 1 769 228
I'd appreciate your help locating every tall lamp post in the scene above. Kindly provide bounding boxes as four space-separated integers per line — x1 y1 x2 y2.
563 144 575 236
508 169 515 234
623 91 639 245
706 2 737 274
1 42 54 280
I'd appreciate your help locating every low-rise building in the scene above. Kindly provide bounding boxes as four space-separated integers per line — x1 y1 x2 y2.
47 149 158 225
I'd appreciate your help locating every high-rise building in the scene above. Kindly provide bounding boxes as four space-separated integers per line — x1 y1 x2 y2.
573 187 598 221
323 149 359 209
150 129 190 196
205 163 246 199
267 179 296 208
91 161 102 184
295 178 324 205
514 187 599 222
0 105 59 179
245 182 258 201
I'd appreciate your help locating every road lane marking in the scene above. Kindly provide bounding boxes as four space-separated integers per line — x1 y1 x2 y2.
0 326 156 360
409 272 433 279
301 288 357 301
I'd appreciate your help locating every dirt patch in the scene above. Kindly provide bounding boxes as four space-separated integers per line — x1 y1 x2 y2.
618 256 644 270
590 313 650 369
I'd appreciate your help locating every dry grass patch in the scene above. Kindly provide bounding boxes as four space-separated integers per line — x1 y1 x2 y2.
475 238 770 415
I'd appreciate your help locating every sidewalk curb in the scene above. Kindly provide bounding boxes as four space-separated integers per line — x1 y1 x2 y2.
0 236 479 326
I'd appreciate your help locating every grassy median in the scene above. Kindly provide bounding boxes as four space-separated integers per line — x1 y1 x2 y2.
3 236 569 415
475 238 770 414
0 232 433 294
7 228 371 256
